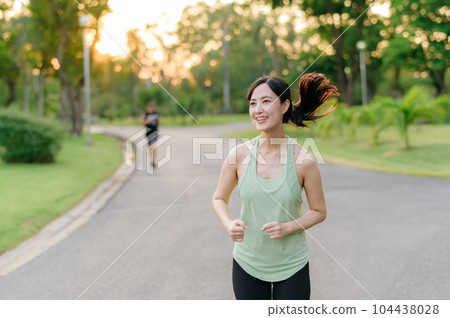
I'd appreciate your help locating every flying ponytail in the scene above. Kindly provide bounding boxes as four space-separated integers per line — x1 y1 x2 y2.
247 72 339 128
285 72 339 128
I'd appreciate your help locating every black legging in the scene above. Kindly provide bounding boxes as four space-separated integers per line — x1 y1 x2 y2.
232 259 310 300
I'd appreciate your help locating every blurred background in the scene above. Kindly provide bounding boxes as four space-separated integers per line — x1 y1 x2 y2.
0 0 448 128
0 0 449 266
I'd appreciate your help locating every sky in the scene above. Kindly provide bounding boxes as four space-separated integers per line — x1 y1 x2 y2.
9 0 236 57
94 0 236 57
95 0 389 57
11 0 389 58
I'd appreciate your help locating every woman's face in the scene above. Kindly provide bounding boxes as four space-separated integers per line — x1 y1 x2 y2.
249 83 289 132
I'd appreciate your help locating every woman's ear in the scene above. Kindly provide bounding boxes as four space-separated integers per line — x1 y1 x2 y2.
282 100 290 115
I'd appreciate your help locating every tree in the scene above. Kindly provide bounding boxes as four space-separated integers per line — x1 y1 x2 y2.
264 0 385 105
0 2 20 106
389 0 449 95
388 86 432 150
125 29 149 114
172 2 300 112
358 98 395 146
27 0 110 136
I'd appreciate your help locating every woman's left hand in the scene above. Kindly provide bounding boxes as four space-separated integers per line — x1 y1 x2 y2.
261 222 289 240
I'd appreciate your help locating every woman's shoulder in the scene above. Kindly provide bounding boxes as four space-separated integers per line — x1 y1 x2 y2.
289 137 317 168
228 138 254 165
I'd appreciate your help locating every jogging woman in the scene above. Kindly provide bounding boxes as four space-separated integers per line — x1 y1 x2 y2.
212 73 339 300
140 102 159 168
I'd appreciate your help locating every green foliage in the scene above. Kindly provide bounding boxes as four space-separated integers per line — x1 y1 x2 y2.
0 110 65 163
321 104 362 142
2 0 448 122
385 86 428 149
231 124 450 178
169 93 207 125
137 85 167 109
357 98 396 146
185 93 207 120
389 0 449 94
318 88 448 150
266 0 385 105
27 0 110 135
173 2 304 112
431 94 450 123
0 133 122 253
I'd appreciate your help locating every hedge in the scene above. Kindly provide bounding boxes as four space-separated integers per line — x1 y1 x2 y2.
0 110 65 163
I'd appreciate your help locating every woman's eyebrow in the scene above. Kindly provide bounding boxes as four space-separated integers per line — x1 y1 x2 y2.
250 96 273 101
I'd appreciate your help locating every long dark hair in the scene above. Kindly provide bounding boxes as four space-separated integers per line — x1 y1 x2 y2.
246 72 339 127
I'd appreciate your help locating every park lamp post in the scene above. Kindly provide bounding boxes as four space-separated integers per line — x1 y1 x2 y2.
356 40 368 106
79 14 92 145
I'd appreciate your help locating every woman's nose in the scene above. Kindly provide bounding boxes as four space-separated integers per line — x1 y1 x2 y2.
255 102 264 113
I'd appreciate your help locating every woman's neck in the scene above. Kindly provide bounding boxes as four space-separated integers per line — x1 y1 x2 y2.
258 127 287 152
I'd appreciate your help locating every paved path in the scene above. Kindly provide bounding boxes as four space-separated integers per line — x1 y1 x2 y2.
0 122 449 299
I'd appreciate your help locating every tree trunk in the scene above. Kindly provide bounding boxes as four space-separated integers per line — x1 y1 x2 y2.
69 87 83 136
5 78 16 106
347 69 356 106
334 37 353 105
270 33 280 76
60 84 71 123
336 57 351 105
37 73 45 117
56 26 83 136
325 0 353 106
58 63 83 136
23 64 31 113
431 69 448 95
221 21 231 113
403 116 410 150
392 64 403 98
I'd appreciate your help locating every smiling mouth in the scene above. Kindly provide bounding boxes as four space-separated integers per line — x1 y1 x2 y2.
256 116 268 123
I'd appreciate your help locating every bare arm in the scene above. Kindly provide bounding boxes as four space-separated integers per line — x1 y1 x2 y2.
285 159 326 233
212 148 248 241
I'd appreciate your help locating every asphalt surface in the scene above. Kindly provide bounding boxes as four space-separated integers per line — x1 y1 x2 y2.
0 122 449 300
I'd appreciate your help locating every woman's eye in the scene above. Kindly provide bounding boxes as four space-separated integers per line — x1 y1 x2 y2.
263 99 271 103
250 102 256 107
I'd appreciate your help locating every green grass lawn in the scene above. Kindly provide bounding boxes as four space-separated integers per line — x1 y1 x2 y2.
0 133 122 254
99 113 250 127
226 123 450 179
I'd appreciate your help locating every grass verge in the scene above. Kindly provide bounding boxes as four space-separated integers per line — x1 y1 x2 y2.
99 113 250 127
0 133 123 254
226 124 450 179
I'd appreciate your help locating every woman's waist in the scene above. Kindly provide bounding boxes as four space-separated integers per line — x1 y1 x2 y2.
234 232 308 262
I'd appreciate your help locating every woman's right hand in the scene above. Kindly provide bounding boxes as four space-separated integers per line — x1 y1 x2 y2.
226 219 248 242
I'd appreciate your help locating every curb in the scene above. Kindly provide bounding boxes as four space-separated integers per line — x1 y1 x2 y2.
0 135 134 276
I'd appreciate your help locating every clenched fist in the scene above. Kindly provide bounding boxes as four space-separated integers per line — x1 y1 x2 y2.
262 222 288 240
226 219 248 242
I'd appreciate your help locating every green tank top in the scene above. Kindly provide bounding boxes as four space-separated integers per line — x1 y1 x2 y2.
233 135 308 282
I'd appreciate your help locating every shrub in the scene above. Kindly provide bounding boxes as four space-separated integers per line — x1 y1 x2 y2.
316 99 342 139
359 97 397 146
323 104 361 142
431 94 450 123
0 110 65 163
384 86 431 149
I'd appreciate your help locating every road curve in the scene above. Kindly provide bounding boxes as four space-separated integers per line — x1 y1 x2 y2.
0 122 448 299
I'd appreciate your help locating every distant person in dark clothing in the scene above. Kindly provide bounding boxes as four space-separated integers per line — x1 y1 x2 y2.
140 102 159 168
